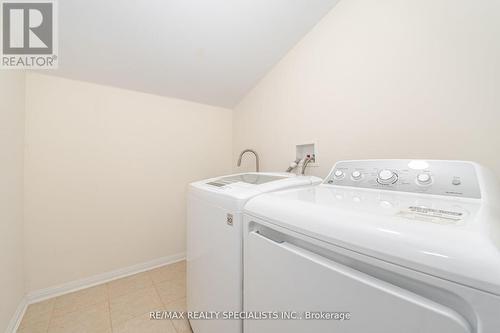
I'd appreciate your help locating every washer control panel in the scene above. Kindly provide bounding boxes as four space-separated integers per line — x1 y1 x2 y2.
324 160 481 199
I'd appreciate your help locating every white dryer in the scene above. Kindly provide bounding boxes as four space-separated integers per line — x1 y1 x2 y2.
187 172 321 333
243 160 500 333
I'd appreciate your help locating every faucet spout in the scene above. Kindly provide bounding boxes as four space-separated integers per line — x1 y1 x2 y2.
237 149 260 172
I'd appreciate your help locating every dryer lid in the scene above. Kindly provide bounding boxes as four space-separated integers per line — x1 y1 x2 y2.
244 185 500 296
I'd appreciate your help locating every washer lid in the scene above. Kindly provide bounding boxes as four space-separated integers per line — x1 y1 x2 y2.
189 172 322 211
244 185 500 296
206 174 288 187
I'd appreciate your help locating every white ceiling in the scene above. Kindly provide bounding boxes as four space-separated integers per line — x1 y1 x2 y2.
47 0 339 107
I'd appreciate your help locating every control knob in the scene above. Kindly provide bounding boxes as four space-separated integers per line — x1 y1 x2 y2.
416 173 432 185
351 170 362 181
333 170 345 179
377 169 398 185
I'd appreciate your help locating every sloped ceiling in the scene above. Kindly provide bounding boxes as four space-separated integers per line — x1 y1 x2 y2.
47 0 339 107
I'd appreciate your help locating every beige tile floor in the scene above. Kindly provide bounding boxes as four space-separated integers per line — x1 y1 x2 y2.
17 261 192 333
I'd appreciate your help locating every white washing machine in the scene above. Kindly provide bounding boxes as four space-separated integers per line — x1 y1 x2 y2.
187 172 321 333
243 160 500 333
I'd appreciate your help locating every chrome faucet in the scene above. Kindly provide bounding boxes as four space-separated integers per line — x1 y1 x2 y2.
237 149 260 172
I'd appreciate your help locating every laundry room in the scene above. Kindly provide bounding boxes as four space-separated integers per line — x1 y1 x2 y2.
1 1 499 333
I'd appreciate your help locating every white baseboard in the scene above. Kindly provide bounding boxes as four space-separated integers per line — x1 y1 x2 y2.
6 252 185 333
5 297 28 333
26 252 186 304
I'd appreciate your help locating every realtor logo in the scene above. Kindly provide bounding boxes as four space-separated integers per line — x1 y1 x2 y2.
1 0 57 68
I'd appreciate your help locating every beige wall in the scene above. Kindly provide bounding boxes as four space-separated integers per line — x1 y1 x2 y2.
24 73 232 292
0 71 26 331
234 0 500 178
